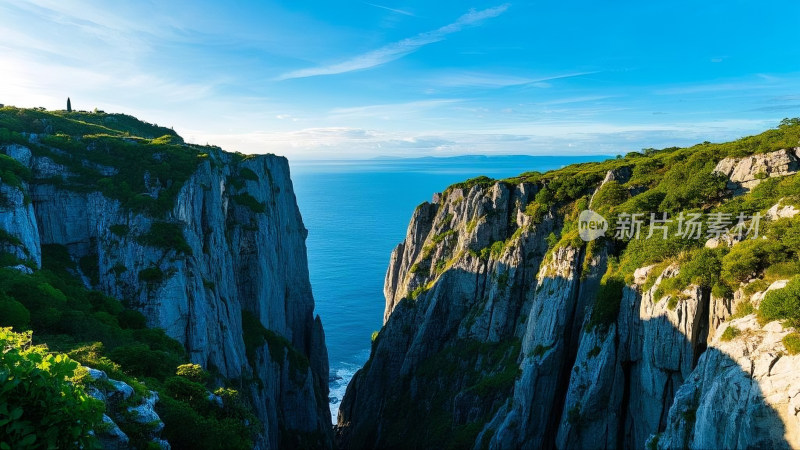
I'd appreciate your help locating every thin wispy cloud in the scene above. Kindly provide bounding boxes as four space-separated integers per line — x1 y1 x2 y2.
431 71 598 88
363 2 415 17
276 4 510 80
329 99 462 119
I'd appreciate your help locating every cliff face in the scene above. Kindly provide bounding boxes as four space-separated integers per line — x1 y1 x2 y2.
1 138 331 448
338 146 800 449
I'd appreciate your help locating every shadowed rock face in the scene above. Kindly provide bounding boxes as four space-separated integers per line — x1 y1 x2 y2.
1 143 332 449
338 176 797 450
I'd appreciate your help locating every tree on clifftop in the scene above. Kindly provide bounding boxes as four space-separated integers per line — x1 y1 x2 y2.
67 97 72 112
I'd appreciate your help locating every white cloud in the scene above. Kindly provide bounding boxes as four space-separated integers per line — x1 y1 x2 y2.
430 71 598 88
276 4 510 80
328 99 462 119
183 118 776 160
363 2 415 17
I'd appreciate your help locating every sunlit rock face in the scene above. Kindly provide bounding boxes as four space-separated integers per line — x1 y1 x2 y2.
339 168 799 450
1 141 332 450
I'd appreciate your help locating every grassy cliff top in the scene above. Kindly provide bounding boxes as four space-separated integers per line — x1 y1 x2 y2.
0 105 180 140
0 106 263 217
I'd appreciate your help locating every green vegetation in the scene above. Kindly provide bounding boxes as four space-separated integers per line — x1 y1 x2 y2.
238 168 259 181
231 193 266 213
783 333 800 355
444 176 494 194
0 328 103 449
137 222 192 255
377 338 521 449
586 260 626 331
0 153 32 190
138 266 165 284
0 243 258 449
109 224 129 237
241 311 309 374
758 276 800 327
720 326 741 342
0 106 208 217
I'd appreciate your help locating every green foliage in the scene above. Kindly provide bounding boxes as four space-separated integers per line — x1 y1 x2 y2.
529 344 552 358
379 338 521 449
591 180 629 212
238 168 259 181
231 194 266 213
758 276 800 327
0 328 104 449
587 260 625 331
109 224 129 237
0 294 30 330
720 326 741 342
137 222 192 255
721 239 782 284
138 266 165 284
445 176 494 193
241 311 309 374
731 301 755 319
546 232 559 250
783 333 800 355
657 151 727 212
371 330 380 343
0 153 32 190
176 364 209 384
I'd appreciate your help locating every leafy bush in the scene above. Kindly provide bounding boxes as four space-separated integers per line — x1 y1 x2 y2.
591 180 629 212
231 194 266 214
176 363 209 384
138 266 165 284
783 332 800 355
238 168 259 181
758 276 800 327
138 222 192 255
0 293 30 330
720 326 741 342
721 240 782 284
587 269 625 331
109 224 130 237
0 328 103 449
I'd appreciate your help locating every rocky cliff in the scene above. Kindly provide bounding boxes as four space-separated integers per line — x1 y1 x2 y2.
338 127 800 450
0 108 331 449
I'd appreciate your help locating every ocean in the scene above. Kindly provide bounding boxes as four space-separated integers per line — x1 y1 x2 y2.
289 155 609 421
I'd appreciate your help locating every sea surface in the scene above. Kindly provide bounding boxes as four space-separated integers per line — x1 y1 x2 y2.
289 155 609 422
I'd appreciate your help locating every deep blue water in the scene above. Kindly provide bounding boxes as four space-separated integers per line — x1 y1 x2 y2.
289 155 609 421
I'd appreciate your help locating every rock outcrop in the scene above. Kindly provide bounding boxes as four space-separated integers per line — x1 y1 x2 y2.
339 169 799 450
714 148 800 193
0 137 332 448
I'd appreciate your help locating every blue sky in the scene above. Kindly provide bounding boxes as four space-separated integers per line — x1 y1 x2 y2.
1 0 799 159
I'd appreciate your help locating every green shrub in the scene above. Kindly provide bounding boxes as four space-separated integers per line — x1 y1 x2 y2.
138 222 192 255
231 193 266 213
109 224 129 237
591 180 629 212
720 326 741 342
731 301 755 319
722 239 783 284
138 266 165 284
0 328 103 449
238 168 259 181
758 276 800 327
0 294 30 330
176 363 209 383
241 311 309 373
783 332 800 355
587 272 625 331
109 344 181 379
